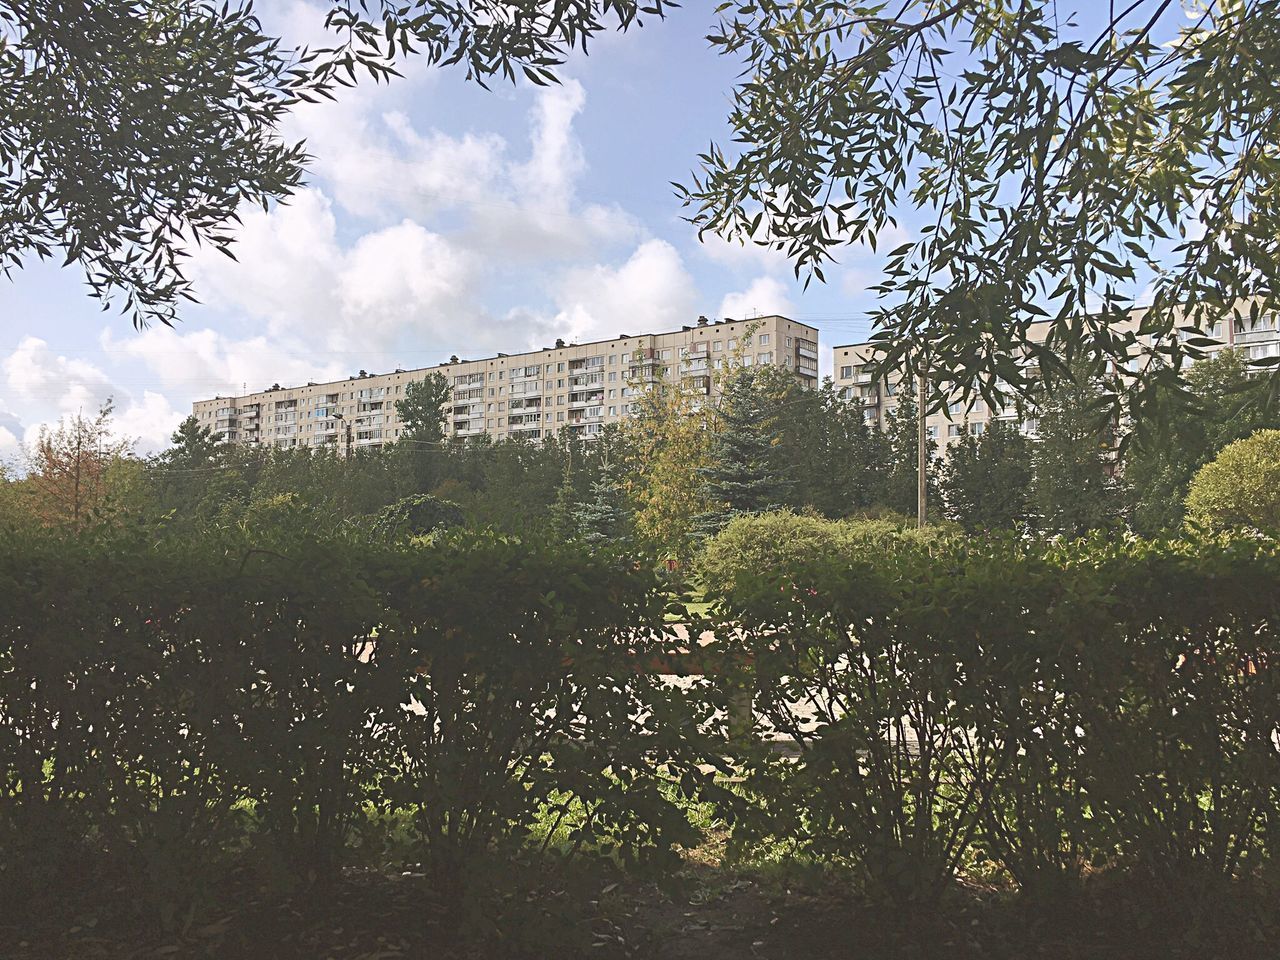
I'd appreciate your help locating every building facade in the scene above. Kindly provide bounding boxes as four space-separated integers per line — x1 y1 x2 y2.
192 316 820 451
832 306 1280 449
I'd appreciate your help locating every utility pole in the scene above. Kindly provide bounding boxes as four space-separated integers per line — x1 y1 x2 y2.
917 357 928 529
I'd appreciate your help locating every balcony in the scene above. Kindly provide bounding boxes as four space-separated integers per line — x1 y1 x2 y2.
1235 326 1280 347
568 391 605 408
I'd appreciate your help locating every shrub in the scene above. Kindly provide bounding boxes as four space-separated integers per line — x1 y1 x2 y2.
696 509 953 598
1185 429 1280 531
715 531 1280 901
0 524 723 929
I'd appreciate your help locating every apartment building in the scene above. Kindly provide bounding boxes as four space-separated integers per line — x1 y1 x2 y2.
832 305 1280 449
192 316 820 451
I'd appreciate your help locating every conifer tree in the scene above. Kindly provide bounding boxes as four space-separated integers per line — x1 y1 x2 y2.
695 366 792 534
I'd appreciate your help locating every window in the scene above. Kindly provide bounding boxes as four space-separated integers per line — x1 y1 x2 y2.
498 371 504 380
885 381 898 397
608 389 616 399
489 372 495 381
926 425 939 439
609 406 617 416
557 362 565 372
557 411 566 422
499 402 506 411
727 338 737 349
786 336 793 347
948 424 963 438
487 403 494 412
757 352 773 364
608 371 617 382
557 378 564 388
489 388 495 397
487 419 494 428
759 333 770 345
609 354 617 365
660 349 672 360
498 418 504 427
558 395 565 405
840 365 853 379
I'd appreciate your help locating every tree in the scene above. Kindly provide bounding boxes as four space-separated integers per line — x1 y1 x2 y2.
1 1 304 326
164 416 223 470
878 379 934 518
680 0 1280 430
1185 429 1280 532
695 366 792 534
26 401 133 527
396 373 451 444
570 456 632 547
1125 349 1280 533
938 420 1033 531
770 374 889 517
622 375 714 564
1031 368 1120 536
2 0 661 326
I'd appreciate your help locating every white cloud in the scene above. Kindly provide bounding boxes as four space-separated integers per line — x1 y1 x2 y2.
1 337 188 456
512 79 587 209
697 233 793 274
189 189 484 354
548 239 700 343
113 391 185 451
717 276 795 322
3 336 117 416
99 326 346 400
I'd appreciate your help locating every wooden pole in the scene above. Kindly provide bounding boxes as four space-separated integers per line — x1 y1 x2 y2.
917 361 928 528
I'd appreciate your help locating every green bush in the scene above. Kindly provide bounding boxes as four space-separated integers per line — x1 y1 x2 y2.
0 523 723 929
1185 428 1280 531
715 532 1280 902
695 509 953 598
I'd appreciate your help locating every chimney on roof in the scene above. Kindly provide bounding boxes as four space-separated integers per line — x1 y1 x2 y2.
555 338 566 349
697 315 709 326
450 355 459 364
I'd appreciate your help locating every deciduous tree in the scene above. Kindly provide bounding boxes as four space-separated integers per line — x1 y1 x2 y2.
680 0 1280 429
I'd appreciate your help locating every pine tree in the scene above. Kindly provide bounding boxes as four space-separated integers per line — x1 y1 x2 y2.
571 457 631 547
695 366 792 534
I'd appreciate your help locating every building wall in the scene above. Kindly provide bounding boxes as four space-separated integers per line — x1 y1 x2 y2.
831 305 1280 449
192 316 819 451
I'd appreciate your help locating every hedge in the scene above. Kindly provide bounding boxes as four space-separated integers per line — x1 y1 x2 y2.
0 523 726 927
712 531 1280 902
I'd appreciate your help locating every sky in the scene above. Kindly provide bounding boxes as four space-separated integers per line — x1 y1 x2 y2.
0 0 1192 459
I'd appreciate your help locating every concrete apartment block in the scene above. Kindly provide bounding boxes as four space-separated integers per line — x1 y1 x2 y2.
831 305 1280 450
192 316 820 451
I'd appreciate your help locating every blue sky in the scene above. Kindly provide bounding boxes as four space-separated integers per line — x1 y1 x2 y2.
0 0 1191 456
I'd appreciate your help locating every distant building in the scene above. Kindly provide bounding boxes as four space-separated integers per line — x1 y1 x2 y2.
831 305 1280 449
192 316 819 451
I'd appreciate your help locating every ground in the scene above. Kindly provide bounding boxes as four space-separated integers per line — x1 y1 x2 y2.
6 837 1276 960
